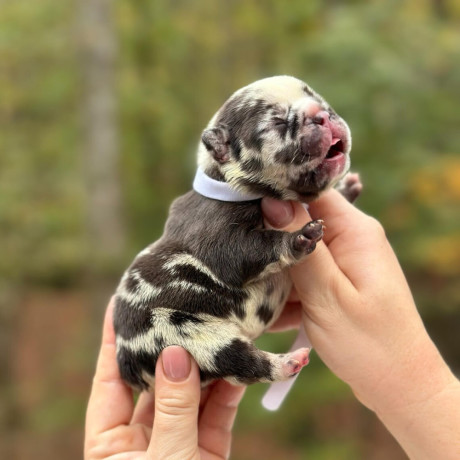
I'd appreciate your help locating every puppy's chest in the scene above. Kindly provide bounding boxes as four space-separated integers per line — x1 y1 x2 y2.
238 270 291 339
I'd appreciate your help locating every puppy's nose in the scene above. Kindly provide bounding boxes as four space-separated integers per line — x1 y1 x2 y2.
311 111 330 126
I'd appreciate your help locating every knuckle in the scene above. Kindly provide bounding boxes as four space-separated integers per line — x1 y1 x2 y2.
83 435 111 460
363 215 386 240
156 393 197 418
84 440 98 460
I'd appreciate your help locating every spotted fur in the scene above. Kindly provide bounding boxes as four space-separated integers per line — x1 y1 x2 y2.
114 76 359 391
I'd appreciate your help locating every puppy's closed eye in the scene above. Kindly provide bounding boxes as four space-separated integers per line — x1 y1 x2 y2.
273 117 288 126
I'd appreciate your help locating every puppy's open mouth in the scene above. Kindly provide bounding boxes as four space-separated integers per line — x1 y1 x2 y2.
325 138 344 160
317 136 347 180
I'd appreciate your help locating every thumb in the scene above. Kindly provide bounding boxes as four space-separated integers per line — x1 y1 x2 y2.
261 197 309 233
149 346 200 460
261 197 346 309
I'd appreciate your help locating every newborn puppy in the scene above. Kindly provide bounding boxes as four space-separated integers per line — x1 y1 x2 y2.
114 76 360 391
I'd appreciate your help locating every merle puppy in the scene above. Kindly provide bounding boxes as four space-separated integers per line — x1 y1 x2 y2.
114 76 360 391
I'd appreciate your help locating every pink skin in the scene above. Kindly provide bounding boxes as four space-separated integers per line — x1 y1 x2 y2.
317 152 347 180
281 347 310 378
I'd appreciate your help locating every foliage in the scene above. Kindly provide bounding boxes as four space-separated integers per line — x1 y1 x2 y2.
2 0 459 285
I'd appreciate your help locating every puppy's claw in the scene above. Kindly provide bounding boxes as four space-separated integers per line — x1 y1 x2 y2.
315 219 326 230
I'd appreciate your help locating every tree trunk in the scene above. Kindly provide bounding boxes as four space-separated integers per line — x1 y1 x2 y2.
78 0 125 266
77 0 125 353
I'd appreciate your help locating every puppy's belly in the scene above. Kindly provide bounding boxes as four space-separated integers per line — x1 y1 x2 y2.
237 270 292 339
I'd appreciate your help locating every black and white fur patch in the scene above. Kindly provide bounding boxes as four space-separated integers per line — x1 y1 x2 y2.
113 76 359 391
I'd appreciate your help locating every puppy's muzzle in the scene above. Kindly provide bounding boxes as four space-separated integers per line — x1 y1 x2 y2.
300 110 348 163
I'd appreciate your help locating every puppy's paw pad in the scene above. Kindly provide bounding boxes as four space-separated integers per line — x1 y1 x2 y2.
293 235 317 255
282 348 310 378
293 220 324 254
302 219 324 241
286 359 301 376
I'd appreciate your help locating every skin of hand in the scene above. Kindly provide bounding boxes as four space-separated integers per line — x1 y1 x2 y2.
84 298 246 460
262 189 460 460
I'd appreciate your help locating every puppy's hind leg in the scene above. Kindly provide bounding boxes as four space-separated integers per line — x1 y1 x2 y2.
204 339 311 385
135 310 310 386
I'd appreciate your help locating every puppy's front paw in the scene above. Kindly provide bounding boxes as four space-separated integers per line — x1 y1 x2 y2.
292 219 324 256
336 172 363 203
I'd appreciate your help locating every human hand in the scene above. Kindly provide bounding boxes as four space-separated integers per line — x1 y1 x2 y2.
84 299 245 460
262 190 455 414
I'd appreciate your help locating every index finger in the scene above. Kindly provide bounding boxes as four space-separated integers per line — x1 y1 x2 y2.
85 297 134 437
308 188 370 246
306 189 397 291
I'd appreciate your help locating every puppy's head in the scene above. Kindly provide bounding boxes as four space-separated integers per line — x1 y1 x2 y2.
197 75 351 202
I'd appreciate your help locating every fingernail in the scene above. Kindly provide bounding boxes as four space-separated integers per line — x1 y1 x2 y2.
261 198 294 228
162 346 191 382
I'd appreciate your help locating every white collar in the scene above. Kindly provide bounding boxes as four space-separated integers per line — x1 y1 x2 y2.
193 168 264 202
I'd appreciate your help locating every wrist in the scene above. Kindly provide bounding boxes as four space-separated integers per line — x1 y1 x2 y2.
363 338 459 460
374 336 454 418
375 371 460 460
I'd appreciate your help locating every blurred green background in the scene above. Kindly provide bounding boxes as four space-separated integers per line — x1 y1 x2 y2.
1 0 459 458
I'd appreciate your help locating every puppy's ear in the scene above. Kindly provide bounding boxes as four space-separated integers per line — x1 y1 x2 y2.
201 125 230 163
